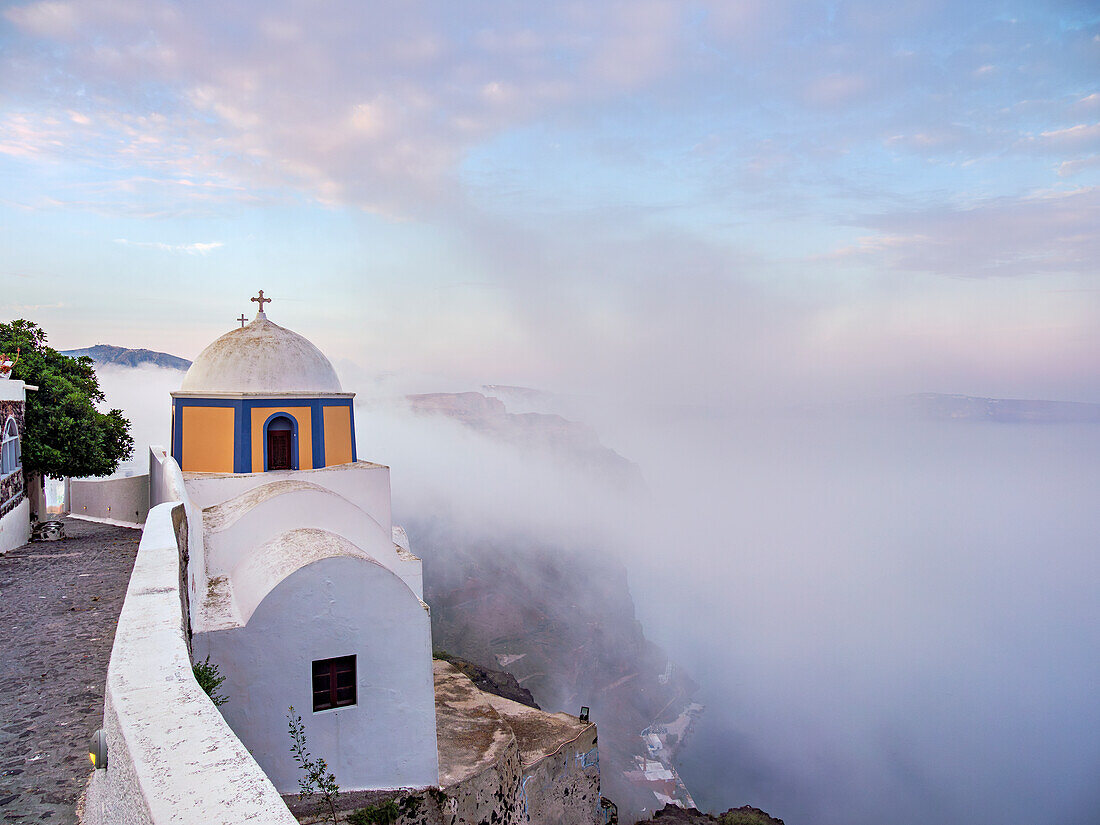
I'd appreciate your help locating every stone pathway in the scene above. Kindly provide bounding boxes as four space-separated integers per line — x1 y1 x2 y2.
0 518 140 823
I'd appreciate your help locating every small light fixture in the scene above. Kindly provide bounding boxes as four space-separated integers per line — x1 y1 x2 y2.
579 706 590 723
89 729 108 769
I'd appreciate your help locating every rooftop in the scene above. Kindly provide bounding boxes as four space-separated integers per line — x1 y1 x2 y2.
179 311 342 395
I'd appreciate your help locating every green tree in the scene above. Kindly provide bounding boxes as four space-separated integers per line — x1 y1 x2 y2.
0 320 133 512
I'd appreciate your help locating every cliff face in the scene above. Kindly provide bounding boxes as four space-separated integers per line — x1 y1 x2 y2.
412 520 697 822
432 651 540 709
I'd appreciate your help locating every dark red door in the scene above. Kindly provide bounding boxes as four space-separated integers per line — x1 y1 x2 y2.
268 430 291 470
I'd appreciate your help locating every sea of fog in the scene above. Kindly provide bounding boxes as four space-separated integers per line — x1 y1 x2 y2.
614 412 1100 825
96 366 1100 825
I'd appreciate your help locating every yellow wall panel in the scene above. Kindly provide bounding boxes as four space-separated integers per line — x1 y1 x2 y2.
181 406 235 473
323 405 354 467
250 406 312 472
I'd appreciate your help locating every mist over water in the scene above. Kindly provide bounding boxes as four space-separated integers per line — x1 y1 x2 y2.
344 399 1100 825
97 366 1100 825
617 411 1100 825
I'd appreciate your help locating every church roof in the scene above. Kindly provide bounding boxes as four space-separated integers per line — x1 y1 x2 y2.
180 312 342 394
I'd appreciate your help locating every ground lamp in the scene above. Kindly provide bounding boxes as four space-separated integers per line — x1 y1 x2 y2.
89 729 108 769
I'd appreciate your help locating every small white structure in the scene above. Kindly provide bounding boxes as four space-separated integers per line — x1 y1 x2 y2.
0 377 31 554
175 297 439 792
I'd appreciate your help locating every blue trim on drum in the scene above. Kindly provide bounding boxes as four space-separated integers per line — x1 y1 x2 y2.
172 396 356 473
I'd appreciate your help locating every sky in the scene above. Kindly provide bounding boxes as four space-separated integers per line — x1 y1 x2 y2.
2 0 1099 404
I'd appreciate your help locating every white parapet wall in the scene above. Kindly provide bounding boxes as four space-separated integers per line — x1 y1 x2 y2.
149 445 207 638
82 495 298 824
70 474 150 527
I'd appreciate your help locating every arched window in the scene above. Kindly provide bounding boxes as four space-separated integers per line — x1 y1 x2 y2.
265 414 296 471
1 416 20 477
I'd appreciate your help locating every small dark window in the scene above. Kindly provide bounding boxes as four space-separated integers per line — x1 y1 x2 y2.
312 655 356 712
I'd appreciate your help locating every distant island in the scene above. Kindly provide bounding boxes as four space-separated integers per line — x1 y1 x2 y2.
61 344 192 371
906 393 1100 423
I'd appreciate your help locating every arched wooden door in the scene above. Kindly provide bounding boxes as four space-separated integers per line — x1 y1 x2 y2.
266 416 293 470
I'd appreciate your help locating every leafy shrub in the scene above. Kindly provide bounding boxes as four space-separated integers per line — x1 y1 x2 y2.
192 656 227 707
349 798 401 825
718 808 778 825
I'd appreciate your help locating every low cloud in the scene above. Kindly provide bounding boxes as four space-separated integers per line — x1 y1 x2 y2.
113 239 224 254
828 186 1100 278
93 357 1100 825
1037 122 1100 150
1059 155 1100 177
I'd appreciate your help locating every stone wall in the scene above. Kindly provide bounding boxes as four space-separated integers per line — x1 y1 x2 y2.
0 396 25 519
517 724 600 825
426 661 599 825
0 393 29 553
290 723 597 825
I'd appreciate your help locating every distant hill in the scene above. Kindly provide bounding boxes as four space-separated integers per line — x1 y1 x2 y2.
907 393 1100 423
61 345 191 371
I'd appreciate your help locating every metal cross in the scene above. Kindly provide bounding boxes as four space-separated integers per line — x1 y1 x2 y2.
251 290 271 312
237 314 248 328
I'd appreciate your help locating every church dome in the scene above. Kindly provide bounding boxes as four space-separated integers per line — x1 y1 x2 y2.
180 313 342 394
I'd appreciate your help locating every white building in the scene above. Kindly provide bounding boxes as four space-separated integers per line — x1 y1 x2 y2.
0 375 31 554
177 302 439 792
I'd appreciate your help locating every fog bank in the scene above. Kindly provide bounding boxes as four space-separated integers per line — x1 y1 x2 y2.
96 363 1100 824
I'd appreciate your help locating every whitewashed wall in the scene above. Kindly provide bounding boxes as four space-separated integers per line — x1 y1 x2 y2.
0 498 30 554
182 461 393 532
201 481 422 598
193 553 440 792
70 475 150 527
150 446 206 624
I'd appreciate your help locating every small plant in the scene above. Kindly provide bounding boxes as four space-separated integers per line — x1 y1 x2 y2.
349 798 401 825
192 656 228 707
400 795 421 817
427 787 448 807
718 808 780 825
287 707 340 825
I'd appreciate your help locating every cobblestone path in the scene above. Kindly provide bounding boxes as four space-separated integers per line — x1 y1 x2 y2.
0 518 140 823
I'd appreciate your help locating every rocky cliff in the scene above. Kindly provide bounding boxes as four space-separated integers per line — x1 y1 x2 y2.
431 650 540 709
639 804 784 825
413 520 697 822
406 392 643 489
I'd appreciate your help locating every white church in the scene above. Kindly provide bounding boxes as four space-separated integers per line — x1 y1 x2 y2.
173 293 438 791
84 294 601 825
